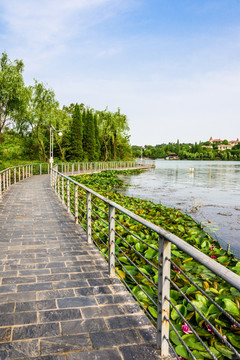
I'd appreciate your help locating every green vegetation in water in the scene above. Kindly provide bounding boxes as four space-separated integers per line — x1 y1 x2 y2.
72 170 240 360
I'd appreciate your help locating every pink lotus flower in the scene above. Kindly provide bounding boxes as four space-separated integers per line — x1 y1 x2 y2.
206 325 214 334
211 255 217 259
208 220 211 223
182 323 192 334
173 266 180 273
231 324 237 328
210 245 216 250
179 357 185 360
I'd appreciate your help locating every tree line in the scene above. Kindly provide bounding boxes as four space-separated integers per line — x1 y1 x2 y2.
0 53 132 167
132 140 240 161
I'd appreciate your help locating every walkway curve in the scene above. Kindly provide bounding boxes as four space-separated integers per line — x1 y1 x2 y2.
0 175 161 360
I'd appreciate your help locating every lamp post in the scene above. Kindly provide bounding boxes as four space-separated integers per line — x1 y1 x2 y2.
49 125 64 168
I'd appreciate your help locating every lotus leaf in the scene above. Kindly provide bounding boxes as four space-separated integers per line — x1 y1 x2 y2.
171 304 187 321
214 342 234 359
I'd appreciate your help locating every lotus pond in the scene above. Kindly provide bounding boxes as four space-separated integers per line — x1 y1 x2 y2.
71 170 240 360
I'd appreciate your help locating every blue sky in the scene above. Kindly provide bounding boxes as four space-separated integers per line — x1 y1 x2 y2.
0 0 240 145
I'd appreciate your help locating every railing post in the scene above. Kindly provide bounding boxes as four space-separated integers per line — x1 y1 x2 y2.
61 163 63 173
62 176 65 205
72 163 74 175
54 172 57 192
3 172 6 192
6 170 9 189
87 192 92 243
14 168 16 184
108 204 115 277
40 164 42 176
8 169 11 186
67 180 70 213
23 166 25 180
157 236 171 356
57 176 60 199
74 184 78 224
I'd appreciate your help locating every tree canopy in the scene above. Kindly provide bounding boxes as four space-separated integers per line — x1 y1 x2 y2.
0 53 132 168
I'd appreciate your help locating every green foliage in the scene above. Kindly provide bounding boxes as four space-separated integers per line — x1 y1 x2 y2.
71 170 240 360
132 142 240 161
0 52 27 133
1 53 132 163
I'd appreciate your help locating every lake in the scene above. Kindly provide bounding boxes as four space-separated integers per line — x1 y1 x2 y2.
119 160 240 257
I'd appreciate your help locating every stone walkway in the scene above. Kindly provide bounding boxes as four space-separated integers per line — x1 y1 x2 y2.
0 175 161 359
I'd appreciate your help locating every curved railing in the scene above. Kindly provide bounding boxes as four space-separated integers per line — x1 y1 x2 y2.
0 160 154 200
51 164 240 360
1 161 239 359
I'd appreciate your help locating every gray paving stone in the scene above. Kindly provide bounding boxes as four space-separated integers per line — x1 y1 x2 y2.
0 327 11 343
70 272 103 280
37 274 70 282
0 311 37 326
75 286 111 296
2 276 36 285
66 348 122 360
0 291 36 303
31 356 65 360
18 282 53 292
57 296 97 308
37 289 75 300
54 280 87 289
90 329 141 348
12 322 60 340
106 314 152 329
40 334 92 355
95 294 135 305
39 308 82 323
0 339 39 359
61 318 108 335
15 299 57 312
0 302 15 314
119 344 161 359
138 327 157 343
81 305 125 319
0 285 16 293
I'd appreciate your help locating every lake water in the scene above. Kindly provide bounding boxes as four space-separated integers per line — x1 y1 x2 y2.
119 160 240 257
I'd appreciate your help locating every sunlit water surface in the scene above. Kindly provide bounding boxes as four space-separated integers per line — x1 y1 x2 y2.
119 160 240 256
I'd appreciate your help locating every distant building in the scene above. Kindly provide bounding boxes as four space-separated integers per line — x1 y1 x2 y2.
229 138 239 146
209 137 223 143
209 137 239 150
218 144 233 151
202 145 213 149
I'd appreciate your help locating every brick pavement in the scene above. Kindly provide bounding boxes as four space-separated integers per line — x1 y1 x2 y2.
0 175 161 359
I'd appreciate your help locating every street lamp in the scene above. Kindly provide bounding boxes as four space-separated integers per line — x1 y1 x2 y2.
49 125 64 168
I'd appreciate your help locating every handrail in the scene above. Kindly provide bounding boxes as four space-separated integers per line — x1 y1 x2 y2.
51 165 240 360
52 168 240 289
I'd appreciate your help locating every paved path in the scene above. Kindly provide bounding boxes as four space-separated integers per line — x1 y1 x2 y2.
0 175 161 360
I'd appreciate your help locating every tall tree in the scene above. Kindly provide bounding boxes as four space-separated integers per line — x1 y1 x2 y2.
23 80 59 162
0 52 27 133
84 109 95 161
70 104 83 160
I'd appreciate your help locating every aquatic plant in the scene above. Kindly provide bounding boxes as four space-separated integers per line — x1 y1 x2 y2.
71 170 240 360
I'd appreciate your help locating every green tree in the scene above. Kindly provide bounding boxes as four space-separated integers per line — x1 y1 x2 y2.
0 52 27 133
70 104 83 160
23 80 59 162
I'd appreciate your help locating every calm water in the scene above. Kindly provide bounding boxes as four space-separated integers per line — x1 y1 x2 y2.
119 160 240 256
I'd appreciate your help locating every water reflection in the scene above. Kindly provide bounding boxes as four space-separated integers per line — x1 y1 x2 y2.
119 160 240 256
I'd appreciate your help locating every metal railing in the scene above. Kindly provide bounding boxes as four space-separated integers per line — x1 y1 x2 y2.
58 160 155 175
0 163 51 199
0 160 154 200
51 165 240 360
